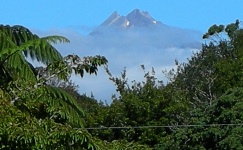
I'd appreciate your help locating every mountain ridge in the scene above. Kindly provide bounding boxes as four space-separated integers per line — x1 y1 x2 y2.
88 9 201 51
89 9 172 36
101 9 161 28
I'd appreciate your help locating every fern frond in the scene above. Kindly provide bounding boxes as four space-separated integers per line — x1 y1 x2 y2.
0 25 71 83
5 51 36 81
24 36 71 64
42 35 70 44
41 86 84 127
0 25 66 65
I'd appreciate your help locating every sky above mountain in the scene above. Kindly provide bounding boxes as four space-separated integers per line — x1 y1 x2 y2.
1 1 242 102
1 0 242 32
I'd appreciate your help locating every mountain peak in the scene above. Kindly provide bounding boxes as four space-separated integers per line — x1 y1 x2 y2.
101 11 120 26
129 9 141 14
100 9 159 28
126 9 157 27
127 9 149 17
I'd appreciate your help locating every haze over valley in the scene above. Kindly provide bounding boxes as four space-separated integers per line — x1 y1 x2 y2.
35 9 202 102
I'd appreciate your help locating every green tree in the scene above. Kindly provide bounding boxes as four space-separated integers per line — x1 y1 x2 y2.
165 20 243 108
157 20 243 150
0 24 107 149
88 67 189 148
159 88 243 150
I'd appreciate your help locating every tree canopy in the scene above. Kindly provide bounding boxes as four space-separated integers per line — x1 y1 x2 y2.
1 20 243 149
80 20 243 149
0 25 107 149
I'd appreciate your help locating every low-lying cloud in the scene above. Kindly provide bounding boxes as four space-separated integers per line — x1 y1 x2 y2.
33 26 202 103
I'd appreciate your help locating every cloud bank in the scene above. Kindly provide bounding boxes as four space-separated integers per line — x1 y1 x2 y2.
33 26 202 103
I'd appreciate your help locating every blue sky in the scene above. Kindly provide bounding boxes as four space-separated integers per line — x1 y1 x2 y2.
1 0 243 102
1 0 242 32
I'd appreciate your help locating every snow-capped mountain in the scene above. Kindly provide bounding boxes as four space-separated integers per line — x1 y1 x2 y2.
101 9 161 28
90 9 169 35
89 9 201 49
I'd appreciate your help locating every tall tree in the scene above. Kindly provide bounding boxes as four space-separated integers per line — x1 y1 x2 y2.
87 67 188 147
0 25 107 149
158 20 243 150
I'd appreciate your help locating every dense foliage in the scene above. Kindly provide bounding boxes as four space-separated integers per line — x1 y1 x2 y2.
1 20 243 149
79 20 243 149
0 25 107 149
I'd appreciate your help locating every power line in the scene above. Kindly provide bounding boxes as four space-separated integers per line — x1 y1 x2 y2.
82 123 243 130
1 116 243 129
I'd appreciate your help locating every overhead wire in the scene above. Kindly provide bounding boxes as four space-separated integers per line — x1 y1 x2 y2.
1 116 243 130
79 123 243 130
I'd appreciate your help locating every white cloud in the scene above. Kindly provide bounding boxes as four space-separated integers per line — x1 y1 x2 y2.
33 26 202 103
